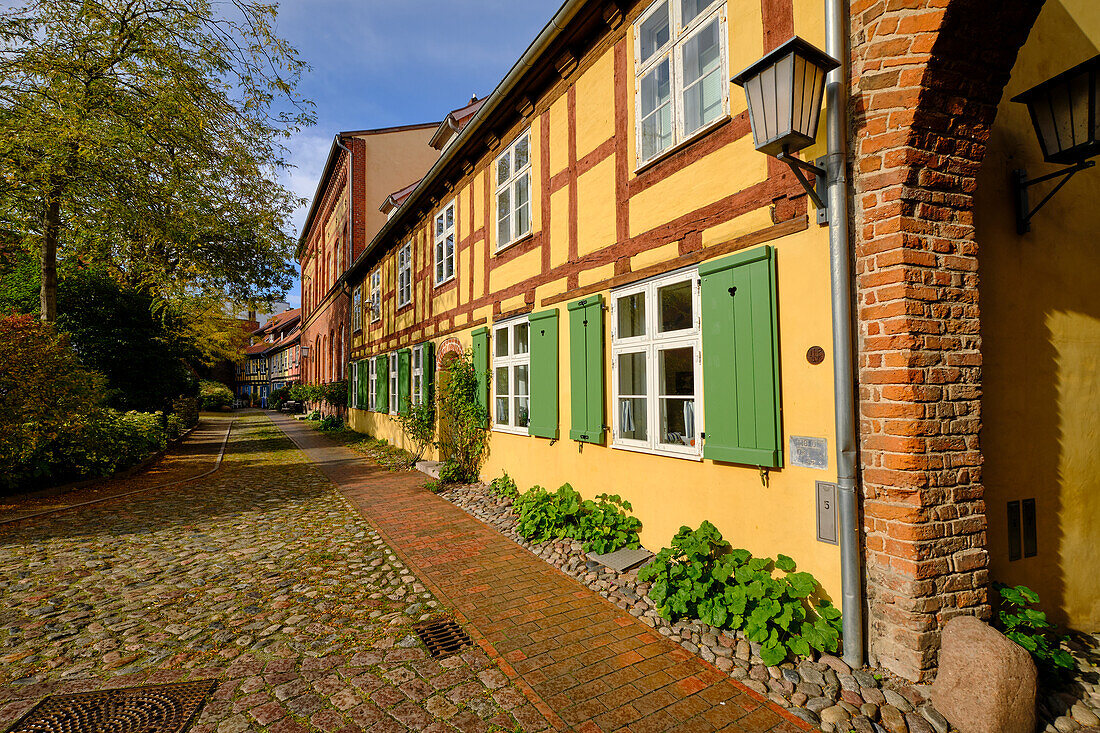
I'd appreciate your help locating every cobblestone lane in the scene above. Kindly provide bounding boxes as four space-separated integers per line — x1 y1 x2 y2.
0 415 549 732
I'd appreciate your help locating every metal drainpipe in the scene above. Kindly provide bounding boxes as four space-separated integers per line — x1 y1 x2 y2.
825 0 864 668
335 135 353 405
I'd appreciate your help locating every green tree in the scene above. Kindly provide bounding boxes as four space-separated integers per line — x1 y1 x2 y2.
0 0 313 322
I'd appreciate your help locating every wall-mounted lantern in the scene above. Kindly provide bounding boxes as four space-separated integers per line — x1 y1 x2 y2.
300 345 310 358
1012 54 1100 234
732 36 839 213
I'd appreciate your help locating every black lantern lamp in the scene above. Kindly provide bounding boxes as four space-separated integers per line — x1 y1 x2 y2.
732 36 840 212
1012 54 1100 234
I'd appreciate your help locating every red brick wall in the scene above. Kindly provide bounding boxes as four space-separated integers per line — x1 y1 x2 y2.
849 0 1044 681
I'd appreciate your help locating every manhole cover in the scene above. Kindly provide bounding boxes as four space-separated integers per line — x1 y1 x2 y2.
414 617 472 658
6 680 217 733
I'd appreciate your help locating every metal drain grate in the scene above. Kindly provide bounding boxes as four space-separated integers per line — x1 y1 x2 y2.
6 680 217 733
414 617 472 658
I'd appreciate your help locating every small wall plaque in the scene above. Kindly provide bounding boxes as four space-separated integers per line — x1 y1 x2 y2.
790 435 828 470
816 481 838 545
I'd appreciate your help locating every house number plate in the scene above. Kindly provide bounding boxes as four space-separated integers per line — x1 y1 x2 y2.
816 481 839 545
789 435 828 470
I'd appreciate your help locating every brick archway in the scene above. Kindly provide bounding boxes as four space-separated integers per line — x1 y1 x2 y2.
850 0 1045 681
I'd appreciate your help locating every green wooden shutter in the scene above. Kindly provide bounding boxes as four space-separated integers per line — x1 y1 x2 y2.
528 309 559 439
568 295 605 444
472 328 489 428
398 348 411 415
424 341 436 404
375 354 389 413
358 358 371 407
700 245 782 467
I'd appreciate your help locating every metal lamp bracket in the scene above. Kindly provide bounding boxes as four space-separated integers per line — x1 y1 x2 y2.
1013 159 1095 234
776 150 828 222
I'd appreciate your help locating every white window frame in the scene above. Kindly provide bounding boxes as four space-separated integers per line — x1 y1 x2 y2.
370 269 381 322
610 267 703 459
634 0 729 168
349 359 358 407
412 343 427 406
491 316 531 435
389 352 399 415
434 201 456 285
367 357 377 411
352 287 362 332
397 242 413 308
495 131 532 251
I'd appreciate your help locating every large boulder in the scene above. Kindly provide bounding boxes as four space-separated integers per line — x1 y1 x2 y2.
930 615 1036 733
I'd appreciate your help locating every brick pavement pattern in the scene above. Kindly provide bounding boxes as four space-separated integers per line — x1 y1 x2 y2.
0 415 547 733
273 413 807 733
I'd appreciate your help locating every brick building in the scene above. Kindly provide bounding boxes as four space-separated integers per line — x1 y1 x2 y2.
297 124 442 405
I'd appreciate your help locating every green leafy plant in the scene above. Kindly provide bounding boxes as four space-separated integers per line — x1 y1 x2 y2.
995 583 1076 677
488 471 519 499
512 484 642 554
435 354 489 483
424 479 444 494
198 380 234 411
318 415 343 431
514 484 584 544
637 522 841 666
577 494 642 554
306 410 321 421
396 400 435 464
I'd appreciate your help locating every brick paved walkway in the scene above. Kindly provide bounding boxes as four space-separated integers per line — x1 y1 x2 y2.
0 415 548 733
272 414 807 733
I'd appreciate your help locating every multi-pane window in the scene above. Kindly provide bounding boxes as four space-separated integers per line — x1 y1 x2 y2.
611 269 701 458
398 243 412 307
495 132 532 250
434 201 456 284
389 352 399 414
352 287 362 332
370 269 381 322
367 358 377 411
635 0 728 165
492 318 530 433
412 344 426 406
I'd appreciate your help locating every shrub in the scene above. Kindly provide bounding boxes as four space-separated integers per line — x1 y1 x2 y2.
306 410 321 421
198 380 234 411
637 521 842 666
513 483 642 554
424 479 444 493
166 413 186 440
435 354 489 483
318 415 343 431
397 400 435 464
488 472 518 499
171 396 199 427
319 380 348 408
995 583 1076 677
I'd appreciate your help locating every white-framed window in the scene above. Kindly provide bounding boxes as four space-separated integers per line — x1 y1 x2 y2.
389 352 399 414
434 201 456 285
352 287 362 332
492 317 531 433
495 132 532 251
367 357 377 411
635 0 728 166
370 269 381 322
397 242 412 308
412 344 427 406
610 268 702 459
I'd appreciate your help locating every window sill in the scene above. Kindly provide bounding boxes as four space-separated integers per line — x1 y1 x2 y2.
434 275 456 290
634 115 731 175
610 441 703 462
494 231 533 256
493 425 530 436
396 301 413 313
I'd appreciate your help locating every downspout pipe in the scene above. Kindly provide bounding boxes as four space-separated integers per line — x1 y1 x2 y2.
824 0 864 668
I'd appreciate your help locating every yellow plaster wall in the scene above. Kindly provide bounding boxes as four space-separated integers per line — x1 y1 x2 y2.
490 247 542 293
629 135 767 236
480 230 842 606
576 156 617 257
575 49 615 158
549 187 571 269
975 0 1100 629
549 96 569 176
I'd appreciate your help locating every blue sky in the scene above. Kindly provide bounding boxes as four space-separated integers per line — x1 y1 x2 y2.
276 0 564 308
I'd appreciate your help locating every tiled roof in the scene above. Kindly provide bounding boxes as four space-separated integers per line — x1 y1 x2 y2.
253 308 301 336
430 96 486 150
380 179 422 213
243 342 269 356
